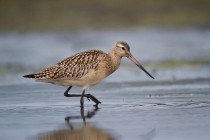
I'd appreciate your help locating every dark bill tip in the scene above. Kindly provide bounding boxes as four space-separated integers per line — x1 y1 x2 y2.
128 55 155 79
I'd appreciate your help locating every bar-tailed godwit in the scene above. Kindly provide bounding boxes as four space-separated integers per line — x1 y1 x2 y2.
23 41 154 108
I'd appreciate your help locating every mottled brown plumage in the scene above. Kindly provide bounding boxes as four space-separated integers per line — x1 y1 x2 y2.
34 50 115 88
23 41 154 108
35 50 105 79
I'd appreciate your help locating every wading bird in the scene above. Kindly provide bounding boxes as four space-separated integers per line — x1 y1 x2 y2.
23 41 154 108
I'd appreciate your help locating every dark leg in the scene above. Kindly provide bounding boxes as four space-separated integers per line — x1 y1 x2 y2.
64 86 101 107
86 94 101 107
64 86 72 97
80 89 85 108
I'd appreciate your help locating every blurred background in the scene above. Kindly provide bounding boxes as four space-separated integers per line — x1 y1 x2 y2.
1 0 210 31
0 0 210 85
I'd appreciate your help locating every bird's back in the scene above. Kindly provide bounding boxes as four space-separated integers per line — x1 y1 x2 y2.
34 50 108 81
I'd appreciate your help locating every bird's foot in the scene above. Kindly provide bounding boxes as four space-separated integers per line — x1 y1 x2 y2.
85 94 101 107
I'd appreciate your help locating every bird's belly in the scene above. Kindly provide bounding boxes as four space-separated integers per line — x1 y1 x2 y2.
77 69 109 87
38 69 109 88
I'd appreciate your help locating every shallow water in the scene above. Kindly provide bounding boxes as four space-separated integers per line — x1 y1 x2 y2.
0 79 210 140
0 28 210 140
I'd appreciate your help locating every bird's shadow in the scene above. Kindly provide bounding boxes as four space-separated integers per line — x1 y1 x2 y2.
37 107 116 140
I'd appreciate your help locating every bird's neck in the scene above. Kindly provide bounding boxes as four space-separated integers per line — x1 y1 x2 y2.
108 50 122 73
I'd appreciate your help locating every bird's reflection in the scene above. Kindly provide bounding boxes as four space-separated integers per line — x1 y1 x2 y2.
38 107 115 140
65 107 98 130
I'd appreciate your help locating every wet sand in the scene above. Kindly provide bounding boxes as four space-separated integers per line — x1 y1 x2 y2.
0 79 210 140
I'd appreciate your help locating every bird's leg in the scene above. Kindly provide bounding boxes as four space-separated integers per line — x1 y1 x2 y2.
64 86 101 107
64 86 73 97
80 89 85 108
64 86 84 98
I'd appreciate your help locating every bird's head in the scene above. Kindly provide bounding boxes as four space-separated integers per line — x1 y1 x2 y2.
114 41 131 57
112 41 155 79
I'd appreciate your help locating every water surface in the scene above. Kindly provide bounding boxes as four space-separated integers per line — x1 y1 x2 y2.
0 28 210 140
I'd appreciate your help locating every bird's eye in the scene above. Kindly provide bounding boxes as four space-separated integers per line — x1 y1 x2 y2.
121 47 125 50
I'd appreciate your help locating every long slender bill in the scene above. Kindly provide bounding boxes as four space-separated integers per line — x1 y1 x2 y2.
128 55 155 79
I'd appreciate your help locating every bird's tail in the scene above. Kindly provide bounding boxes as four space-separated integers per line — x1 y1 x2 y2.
22 74 36 78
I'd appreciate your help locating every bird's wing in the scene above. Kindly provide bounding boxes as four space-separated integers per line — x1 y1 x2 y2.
35 50 105 80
